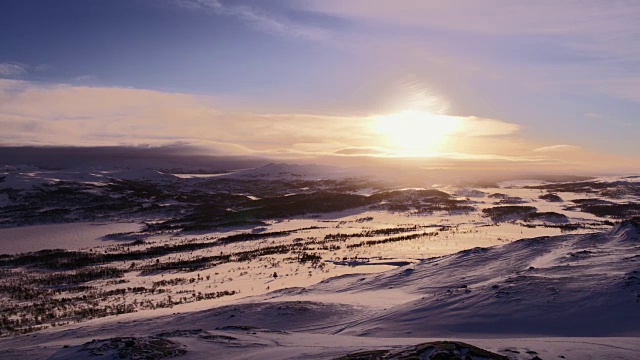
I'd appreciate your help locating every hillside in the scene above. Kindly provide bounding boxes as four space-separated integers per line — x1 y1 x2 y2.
1 220 638 359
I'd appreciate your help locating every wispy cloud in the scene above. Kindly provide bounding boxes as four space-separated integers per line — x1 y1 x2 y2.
174 0 327 40
297 0 640 106
299 0 640 56
334 147 391 156
533 144 581 153
0 62 28 77
74 75 98 84
455 116 520 137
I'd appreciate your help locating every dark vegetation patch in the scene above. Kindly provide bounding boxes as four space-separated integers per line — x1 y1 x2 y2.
482 206 537 221
571 198 615 206
493 196 527 205
518 222 600 232
241 192 372 218
30 267 125 286
539 193 563 202
524 211 569 223
324 226 425 241
568 203 640 219
146 192 373 232
487 193 528 204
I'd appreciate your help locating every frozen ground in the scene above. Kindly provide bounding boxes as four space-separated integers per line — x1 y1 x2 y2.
1 219 639 359
0 222 143 254
0 165 639 359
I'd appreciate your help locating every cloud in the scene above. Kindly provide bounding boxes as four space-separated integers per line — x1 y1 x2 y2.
455 116 520 137
436 152 547 162
0 79 582 166
309 0 640 63
174 0 327 40
299 0 640 54
0 79 369 155
334 147 390 156
533 144 581 153
295 0 640 106
74 75 99 83
0 63 28 77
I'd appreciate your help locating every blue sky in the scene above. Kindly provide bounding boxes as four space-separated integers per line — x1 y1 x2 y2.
0 1 334 92
1 0 639 171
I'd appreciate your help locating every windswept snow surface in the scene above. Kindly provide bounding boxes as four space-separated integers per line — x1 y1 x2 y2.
2 221 639 359
0 222 143 254
2 168 640 359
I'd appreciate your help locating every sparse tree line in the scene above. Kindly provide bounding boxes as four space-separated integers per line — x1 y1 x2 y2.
346 231 438 249
0 220 439 337
0 272 237 337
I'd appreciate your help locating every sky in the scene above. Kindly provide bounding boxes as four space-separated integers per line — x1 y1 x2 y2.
1 0 639 172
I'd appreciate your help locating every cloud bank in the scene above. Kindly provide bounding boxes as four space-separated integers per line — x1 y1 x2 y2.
0 79 524 157
174 0 327 40
1 79 633 170
533 144 581 153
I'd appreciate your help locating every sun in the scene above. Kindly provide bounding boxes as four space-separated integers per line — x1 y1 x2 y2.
373 110 461 155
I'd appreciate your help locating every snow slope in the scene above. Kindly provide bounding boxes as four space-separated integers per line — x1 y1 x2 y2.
308 220 640 338
2 220 639 359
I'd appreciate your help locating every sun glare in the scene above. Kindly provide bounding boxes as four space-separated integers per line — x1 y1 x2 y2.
373 110 461 155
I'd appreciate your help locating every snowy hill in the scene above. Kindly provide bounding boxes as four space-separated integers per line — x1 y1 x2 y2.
303 219 640 338
149 219 635 342
2 220 639 359
223 163 354 181
0 168 177 190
